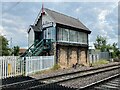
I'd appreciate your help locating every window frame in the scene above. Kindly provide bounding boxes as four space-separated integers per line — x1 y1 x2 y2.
57 27 88 44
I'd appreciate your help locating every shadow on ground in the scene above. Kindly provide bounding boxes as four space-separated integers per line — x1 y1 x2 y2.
1 76 33 85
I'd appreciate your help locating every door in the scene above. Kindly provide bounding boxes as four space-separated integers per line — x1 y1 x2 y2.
34 31 42 46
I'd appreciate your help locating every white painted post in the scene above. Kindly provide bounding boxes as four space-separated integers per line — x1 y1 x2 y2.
7 58 8 78
3 57 4 78
10 57 12 77
1 57 2 79
20 58 22 75
14 59 16 76
40 56 42 70
0 57 2 79
38 57 40 71
31 57 32 74
25 58 28 76
32 57 36 73
5 58 7 78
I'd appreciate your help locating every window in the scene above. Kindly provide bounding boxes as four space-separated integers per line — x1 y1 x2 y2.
81 32 84 43
74 31 78 42
43 27 56 41
69 30 74 42
78 32 82 43
80 32 87 44
58 27 63 41
63 29 69 41
51 27 56 41
83 33 87 44
69 30 78 42
57 27 88 44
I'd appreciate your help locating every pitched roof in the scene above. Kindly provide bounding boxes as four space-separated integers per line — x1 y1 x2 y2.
30 25 40 31
28 25 40 33
44 8 91 32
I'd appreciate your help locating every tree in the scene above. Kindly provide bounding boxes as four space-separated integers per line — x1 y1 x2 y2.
0 35 10 56
94 35 107 52
111 43 119 58
12 46 20 56
94 35 120 58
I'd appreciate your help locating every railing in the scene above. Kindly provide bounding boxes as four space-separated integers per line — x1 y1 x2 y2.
0 56 54 79
21 39 52 57
0 56 24 79
25 56 54 76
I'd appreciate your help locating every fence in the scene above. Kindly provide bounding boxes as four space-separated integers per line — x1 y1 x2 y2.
25 56 54 76
0 56 24 79
0 56 54 79
89 52 110 63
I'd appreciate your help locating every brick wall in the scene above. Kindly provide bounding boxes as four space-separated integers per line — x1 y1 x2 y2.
80 48 87 66
68 47 77 67
57 45 88 69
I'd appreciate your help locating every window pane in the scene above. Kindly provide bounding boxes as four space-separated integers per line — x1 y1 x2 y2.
43 27 56 41
81 32 84 43
83 33 87 44
78 32 82 43
79 32 87 44
51 27 56 41
69 30 74 42
63 29 69 41
69 30 77 42
74 31 78 42
58 27 63 41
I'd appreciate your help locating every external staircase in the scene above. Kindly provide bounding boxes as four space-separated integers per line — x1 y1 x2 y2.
21 39 52 57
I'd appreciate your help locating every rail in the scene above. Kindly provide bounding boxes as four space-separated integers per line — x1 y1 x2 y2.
77 73 120 90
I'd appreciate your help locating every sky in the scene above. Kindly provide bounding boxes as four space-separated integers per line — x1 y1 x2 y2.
0 1 119 49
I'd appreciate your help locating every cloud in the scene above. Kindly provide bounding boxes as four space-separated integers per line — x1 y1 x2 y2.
98 10 110 22
73 2 118 46
75 7 81 13
2 12 28 48
1 2 118 48
0 25 8 36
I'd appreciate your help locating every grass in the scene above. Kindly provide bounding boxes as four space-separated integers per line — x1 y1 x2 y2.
31 64 61 75
91 59 109 66
34 69 52 75
51 64 61 70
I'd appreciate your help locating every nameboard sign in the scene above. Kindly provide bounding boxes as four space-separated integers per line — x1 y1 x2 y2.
42 21 53 28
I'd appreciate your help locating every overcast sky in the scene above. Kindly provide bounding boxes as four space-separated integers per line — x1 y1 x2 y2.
0 2 118 48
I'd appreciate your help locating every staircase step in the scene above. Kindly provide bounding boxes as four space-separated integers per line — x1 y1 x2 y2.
21 39 52 57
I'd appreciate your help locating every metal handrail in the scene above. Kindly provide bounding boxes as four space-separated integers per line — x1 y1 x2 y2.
21 39 52 57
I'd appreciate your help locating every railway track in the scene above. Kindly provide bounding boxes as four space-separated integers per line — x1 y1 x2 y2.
1 63 120 90
79 73 120 90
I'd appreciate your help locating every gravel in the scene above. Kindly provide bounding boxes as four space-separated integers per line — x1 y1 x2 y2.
59 68 120 89
30 62 120 79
